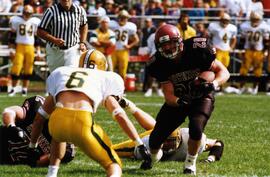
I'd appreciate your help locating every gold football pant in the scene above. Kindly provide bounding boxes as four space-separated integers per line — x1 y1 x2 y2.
216 49 230 68
11 43 35 76
240 49 264 77
112 130 152 158
48 107 122 168
111 49 129 79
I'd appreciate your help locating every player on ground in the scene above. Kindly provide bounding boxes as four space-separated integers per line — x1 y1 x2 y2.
8 5 41 97
112 97 224 163
29 49 151 177
0 96 75 166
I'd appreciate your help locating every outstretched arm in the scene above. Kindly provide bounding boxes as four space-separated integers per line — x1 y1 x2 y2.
117 97 156 130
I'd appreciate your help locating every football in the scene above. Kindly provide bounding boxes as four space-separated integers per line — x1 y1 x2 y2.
198 71 215 82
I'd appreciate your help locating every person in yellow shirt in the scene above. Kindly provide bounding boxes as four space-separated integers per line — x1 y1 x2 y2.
176 13 196 40
89 16 116 71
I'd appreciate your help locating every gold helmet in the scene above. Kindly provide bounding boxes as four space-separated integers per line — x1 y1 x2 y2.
23 5 34 15
79 49 108 71
250 11 262 27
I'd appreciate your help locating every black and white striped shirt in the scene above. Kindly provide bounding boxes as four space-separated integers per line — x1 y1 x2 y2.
38 3 87 48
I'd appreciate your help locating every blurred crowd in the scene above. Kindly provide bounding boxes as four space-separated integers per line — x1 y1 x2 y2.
0 0 269 17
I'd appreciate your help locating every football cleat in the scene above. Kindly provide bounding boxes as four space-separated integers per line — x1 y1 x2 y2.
22 89 27 97
144 88 152 97
137 145 152 170
183 168 196 175
8 89 16 97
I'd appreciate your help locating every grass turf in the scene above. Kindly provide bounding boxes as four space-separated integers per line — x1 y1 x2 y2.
0 92 270 177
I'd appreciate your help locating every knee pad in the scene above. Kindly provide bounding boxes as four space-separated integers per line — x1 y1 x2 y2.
208 140 224 161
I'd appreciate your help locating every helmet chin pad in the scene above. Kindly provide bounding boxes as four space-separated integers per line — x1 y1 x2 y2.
158 41 181 59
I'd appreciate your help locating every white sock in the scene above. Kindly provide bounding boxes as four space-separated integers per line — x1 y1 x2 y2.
46 165 59 177
22 88 27 92
184 153 198 171
151 149 163 163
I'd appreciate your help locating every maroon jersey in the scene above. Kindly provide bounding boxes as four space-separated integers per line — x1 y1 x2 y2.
0 96 75 165
147 37 216 98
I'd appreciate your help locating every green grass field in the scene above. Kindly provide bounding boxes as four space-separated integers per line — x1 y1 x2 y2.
0 92 270 177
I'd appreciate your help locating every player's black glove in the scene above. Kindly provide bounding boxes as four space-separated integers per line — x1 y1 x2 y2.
190 78 215 95
26 146 41 167
198 82 215 93
7 125 28 142
138 144 152 170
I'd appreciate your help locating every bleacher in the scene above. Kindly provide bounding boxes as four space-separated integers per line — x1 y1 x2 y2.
1 9 270 91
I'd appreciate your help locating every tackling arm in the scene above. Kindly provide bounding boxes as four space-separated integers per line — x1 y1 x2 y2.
30 95 55 147
105 96 141 142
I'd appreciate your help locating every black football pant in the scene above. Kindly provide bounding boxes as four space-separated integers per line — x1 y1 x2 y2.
149 94 215 150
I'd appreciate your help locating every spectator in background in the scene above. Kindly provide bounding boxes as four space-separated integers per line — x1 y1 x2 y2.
89 16 116 71
168 0 183 17
219 0 245 18
79 0 88 12
0 0 12 13
246 0 264 18
109 10 139 80
40 0 54 13
8 5 41 97
145 0 164 25
87 0 106 30
145 0 163 16
87 0 106 16
143 20 165 97
176 13 196 40
187 0 206 19
105 0 115 15
37 0 88 72
10 0 24 13
138 18 156 92
238 12 270 94
208 13 237 93
141 18 156 48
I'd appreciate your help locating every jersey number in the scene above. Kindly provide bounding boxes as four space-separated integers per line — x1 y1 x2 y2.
222 33 228 43
19 24 33 36
66 71 88 88
115 30 128 42
247 31 261 42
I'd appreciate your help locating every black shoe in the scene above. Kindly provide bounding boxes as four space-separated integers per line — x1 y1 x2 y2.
137 145 152 170
22 89 27 97
8 89 16 97
183 168 196 175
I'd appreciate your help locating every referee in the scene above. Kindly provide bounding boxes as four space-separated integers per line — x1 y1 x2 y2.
37 0 88 72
